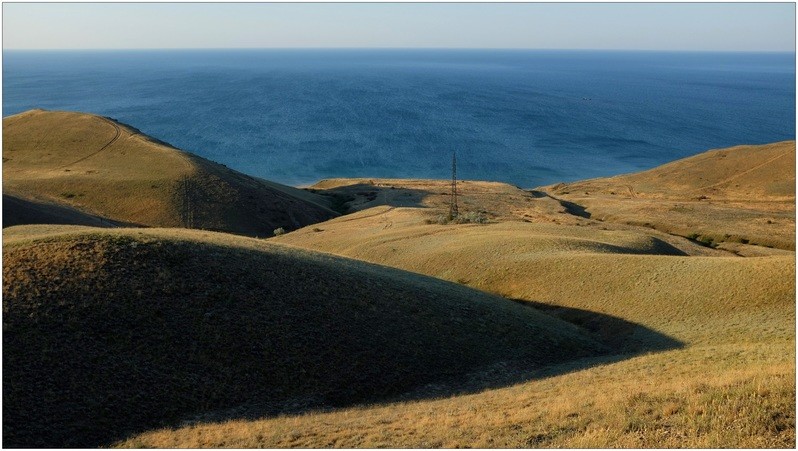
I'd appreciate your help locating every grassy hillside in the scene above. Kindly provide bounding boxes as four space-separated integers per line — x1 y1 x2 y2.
5 138 793 448
3 109 337 235
118 225 795 448
3 225 611 448
203 154 795 448
307 177 572 222
274 207 794 344
304 177 736 257
547 141 795 200
540 141 796 251
3 193 123 228
122 216 794 448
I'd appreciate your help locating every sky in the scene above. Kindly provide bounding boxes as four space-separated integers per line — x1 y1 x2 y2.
2 2 796 52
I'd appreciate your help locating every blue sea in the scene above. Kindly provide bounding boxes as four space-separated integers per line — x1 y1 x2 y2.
3 49 795 188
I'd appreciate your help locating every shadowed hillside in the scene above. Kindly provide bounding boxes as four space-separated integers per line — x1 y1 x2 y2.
2 225 643 448
2 193 126 228
3 109 337 235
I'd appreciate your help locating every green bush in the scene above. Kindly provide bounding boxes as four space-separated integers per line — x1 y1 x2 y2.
426 211 489 225
456 211 489 224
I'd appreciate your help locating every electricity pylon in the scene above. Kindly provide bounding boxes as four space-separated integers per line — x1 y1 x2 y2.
449 151 459 220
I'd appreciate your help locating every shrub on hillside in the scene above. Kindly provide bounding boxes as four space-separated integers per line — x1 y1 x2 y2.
456 211 489 224
425 211 489 225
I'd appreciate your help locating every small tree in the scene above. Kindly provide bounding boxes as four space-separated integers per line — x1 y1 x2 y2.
273 227 286 236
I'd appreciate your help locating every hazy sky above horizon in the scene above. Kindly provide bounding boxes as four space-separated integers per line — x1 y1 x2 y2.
3 2 795 52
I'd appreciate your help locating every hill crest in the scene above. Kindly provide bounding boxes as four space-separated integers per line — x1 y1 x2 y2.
3 109 337 236
3 225 614 447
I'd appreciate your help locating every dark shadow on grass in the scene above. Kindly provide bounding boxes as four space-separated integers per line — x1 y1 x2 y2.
121 300 684 446
4 237 683 448
114 299 684 444
2 193 142 229
386 297 684 404
508 298 684 354
306 182 433 214
528 189 592 219
557 199 592 219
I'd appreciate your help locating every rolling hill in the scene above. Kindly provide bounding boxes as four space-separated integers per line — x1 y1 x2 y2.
273 205 794 345
3 225 611 448
120 210 796 448
540 141 796 251
2 109 338 235
3 126 793 449
204 142 794 448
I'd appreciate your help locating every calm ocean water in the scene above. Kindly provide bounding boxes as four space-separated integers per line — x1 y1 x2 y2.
3 49 795 187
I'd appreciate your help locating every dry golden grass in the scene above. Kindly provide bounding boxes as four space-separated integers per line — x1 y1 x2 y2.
275 207 794 347
3 109 337 235
548 141 795 200
541 141 796 251
4 225 610 448
309 177 578 223
117 351 794 448
114 231 795 448
145 143 793 449
305 177 735 257
4 135 794 448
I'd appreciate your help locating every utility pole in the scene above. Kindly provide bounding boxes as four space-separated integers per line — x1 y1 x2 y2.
181 174 194 229
449 151 459 220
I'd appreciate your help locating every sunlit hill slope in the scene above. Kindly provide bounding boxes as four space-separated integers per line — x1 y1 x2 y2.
2 109 338 235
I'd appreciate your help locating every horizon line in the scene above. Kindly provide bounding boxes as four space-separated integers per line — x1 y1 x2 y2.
3 47 796 54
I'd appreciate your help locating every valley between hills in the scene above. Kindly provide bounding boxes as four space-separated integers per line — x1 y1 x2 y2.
3 110 795 448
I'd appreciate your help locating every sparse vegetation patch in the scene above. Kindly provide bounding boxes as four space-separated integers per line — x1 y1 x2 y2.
426 211 490 225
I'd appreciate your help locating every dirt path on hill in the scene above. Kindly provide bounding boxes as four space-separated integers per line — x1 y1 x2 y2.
336 206 397 223
697 151 792 193
58 117 121 169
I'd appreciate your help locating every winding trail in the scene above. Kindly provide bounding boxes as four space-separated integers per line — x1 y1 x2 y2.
58 117 121 169
696 151 792 193
334 206 397 223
